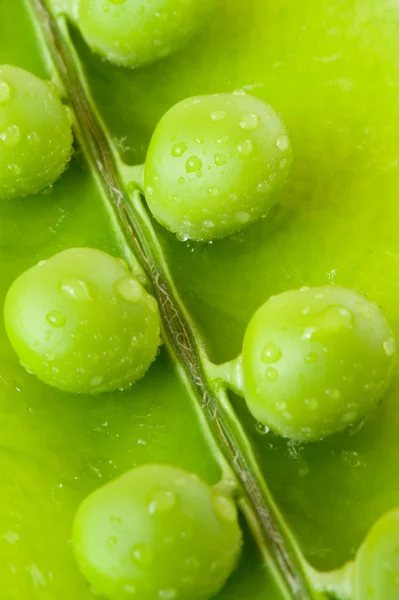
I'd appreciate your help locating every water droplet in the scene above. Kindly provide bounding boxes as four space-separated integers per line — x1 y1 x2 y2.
233 88 246 95
327 388 341 400
110 516 122 528
60 279 91 303
148 490 177 515
0 125 21 147
237 140 253 157
27 132 40 146
239 113 259 130
178 176 185 184
171 142 187 157
146 185 154 198
0 81 11 104
342 411 356 423
176 232 189 242
261 342 282 363
305 398 318 410
214 153 226 166
207 186 220 196
194 137 203 144
186 156 202 173
280 158 288 169
91 376 103 387
203 220 215 228
213 494 237 523
236 211 250 224
137 5 145 13
356 301 372 320
210 110 227 121
131 543 153 567
146 296 158 313
257 181 269 193
266 367 279 382
276 134 289 151
305 352 318 364
383 337 396 356
276 401 287 411
8 163 21 175
158 590 177 600
65 106 74 125
46 310 66 328
124 585 137 595
255 422 270 435
116 278 143 303
216 136 229 145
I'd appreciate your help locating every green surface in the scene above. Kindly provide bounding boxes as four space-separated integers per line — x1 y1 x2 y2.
75 0 399 573
73 465 242 600
1 0 399 598
241 286 396 442
4 247 161 394
0 1 279 598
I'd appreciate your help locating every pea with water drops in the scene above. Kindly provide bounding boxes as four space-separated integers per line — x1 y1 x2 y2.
217 286 396 442
73 464 242 600
0 65 73 201
76 0 216 68
144 92 292 241
4 248 161 394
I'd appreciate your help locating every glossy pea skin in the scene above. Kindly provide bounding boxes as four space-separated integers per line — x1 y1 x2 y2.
144 93 292 241
4 248 161 394
77 0 215 69
0 65 73 201
242 286 396 442
353 508 399 599
73 465 242 600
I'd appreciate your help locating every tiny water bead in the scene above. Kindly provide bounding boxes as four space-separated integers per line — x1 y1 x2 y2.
144 92 292 241
73 465 242 600
241 286 396 441
0 65 73 201
4 248 161 394
77 0 215 68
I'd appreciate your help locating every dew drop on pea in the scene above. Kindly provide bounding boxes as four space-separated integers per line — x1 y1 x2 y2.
91 376 103 387
107 536 118 548
186 156 202 173
276 134 290 151
148 489 177 515
131 543 153 567
208 186 220 197
305 398 318 410
212 495 237 523
46 310 66 328
203 220 215 228
0 124 21 147
214 153 226 166
171 142 187 157
210 110 227 122
235 211 250 224
8 164 21 176
237 140 253 157
185 557 200 571
60 278 91 303
305 352 318 364
265 367 279 382
115 278 143 304
0 81 11 105
383 337 396 356
261 342 282 363
124 584 137 595
239 113 259 130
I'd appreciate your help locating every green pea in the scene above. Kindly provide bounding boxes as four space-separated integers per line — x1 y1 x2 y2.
4 248 161 394
77 0 215 69
144 93 292 241
353 508 399 599
242 286 396 441
0 65 73 201
73 464 242 600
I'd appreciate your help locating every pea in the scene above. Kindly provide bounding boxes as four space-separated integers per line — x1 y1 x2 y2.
0 65 73 201
4 248 161 394
73 464 242 600
353 508 399 599
241 286 396 441
144 93 292 241
77 0 215 69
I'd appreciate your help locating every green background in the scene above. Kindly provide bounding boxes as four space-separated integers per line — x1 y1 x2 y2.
1 0 399 597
